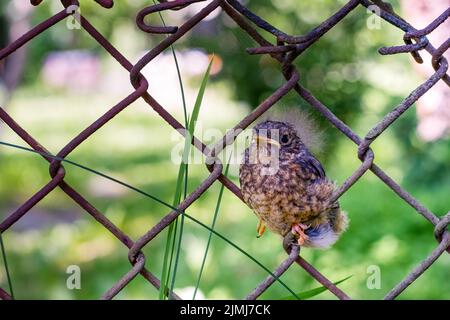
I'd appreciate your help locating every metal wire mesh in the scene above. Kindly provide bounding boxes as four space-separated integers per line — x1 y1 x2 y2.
0 0 449 300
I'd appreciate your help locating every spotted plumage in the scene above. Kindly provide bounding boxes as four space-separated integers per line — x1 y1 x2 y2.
239 116 348 248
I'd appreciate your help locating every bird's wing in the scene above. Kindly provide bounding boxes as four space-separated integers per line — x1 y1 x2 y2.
294 152 326 180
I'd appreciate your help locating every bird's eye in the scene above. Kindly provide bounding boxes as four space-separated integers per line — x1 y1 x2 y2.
280 134 290 145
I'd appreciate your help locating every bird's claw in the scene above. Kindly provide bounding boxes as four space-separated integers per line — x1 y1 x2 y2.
256 219 266 238
291 223 310 245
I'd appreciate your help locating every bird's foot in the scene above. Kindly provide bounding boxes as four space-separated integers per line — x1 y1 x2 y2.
291 223 310 245
256 219 266 238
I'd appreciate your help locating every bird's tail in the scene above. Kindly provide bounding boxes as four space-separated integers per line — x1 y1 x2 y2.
330 203 349 234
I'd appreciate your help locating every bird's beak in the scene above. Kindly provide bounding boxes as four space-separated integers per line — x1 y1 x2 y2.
254 135 280 148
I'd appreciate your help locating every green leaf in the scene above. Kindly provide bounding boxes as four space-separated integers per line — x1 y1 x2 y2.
279 275 352 300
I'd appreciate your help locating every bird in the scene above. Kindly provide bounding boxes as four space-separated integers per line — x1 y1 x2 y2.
239 109 348 248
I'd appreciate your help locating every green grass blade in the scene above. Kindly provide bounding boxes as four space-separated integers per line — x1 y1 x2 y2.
0 142 175 209
165 217 179 296
154 0 188 126
153 2 190 300
159 224 175 299
168 212 184 298
0 232 14 299
0 140 298 298
160 163 186 299
279 275 352 300
193 157 231 300
188 56 214 135
169 57 215 296
163 165 185 299
171 48 188 127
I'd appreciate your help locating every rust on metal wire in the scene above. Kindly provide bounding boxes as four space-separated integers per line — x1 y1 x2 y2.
0 0 449 300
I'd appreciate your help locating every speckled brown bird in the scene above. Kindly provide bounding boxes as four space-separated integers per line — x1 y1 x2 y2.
239 112 348 248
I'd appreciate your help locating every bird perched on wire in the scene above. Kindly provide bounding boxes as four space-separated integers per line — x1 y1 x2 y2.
239 109 348 248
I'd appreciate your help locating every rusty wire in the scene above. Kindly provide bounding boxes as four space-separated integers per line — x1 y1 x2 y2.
0 0 449 300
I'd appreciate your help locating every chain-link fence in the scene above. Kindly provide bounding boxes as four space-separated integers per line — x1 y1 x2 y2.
0 0 449 300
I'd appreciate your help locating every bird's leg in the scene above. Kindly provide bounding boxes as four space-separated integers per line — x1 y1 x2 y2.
292 223 310 245
256 219 266 238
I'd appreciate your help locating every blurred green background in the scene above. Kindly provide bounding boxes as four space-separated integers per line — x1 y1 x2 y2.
0 0 449 299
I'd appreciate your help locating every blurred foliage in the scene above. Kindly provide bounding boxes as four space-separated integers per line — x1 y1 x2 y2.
0 0 449 300
390 110 450 189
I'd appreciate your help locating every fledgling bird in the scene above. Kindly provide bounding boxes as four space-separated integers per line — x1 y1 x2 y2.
239 110 348 248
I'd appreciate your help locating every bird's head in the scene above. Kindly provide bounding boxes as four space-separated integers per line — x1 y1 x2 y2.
250 108 323 156
251 120 304 154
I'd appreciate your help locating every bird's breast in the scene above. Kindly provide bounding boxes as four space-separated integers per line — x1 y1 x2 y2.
239 162 313 235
